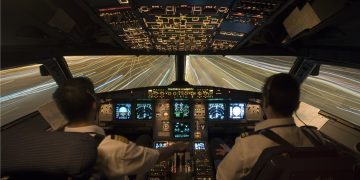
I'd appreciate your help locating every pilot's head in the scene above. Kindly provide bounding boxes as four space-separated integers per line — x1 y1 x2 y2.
53 77 96 123
262 73 300 119
63 77 95 95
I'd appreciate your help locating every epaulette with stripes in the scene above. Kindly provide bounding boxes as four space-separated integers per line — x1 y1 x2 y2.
110 135 129 144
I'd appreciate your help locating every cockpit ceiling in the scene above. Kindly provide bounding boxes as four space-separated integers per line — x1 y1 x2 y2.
86 0 286 52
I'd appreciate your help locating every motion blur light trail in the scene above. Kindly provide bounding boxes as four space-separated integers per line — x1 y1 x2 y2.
1 56 176 124
186 55 360 126
1 55 359 126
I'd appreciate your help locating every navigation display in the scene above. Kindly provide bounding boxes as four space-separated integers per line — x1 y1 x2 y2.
173 101 190 119
154 141 168 149
173 122 191 139
136 103 153 120
114 103 132 120
229 103 246 120
208 103 225 120
194 142 206 150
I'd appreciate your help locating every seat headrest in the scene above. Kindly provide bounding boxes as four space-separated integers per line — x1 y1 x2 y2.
1 131 100 177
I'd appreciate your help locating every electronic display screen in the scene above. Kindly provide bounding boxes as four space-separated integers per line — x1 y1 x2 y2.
173 101 190 119
229 103 246 120
194 142 206 150
136 103 153 120
208 103 225 120
114 103 131 120
173 122 191 139
154 141 168 149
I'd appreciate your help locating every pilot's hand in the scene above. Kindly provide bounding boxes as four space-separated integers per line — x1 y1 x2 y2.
215 144 231 156
174 142 191 152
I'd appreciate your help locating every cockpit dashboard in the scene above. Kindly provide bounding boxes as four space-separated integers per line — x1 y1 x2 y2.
98 86 264 139
97 85 264 179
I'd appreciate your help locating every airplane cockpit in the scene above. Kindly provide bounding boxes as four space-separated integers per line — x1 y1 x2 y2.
1 0 360 179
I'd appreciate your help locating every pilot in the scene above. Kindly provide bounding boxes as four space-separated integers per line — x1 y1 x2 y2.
53 77 189 180
215 73 313 180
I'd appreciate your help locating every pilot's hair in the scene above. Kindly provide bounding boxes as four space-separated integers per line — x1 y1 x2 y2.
262 73 300 116
53 77 96 122
63 77 95 95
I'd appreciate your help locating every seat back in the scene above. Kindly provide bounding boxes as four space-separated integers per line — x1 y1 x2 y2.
244 126 358 180
244 146 358 180
1 131 102 179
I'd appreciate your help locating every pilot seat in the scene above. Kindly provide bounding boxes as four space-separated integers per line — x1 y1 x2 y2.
243 127 359 180
1 131 103 180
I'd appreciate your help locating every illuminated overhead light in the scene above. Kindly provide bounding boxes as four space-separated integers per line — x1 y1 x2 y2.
192 6 202 14
211 19 218 23
117 0 129 4
166 6 175 15
139 6 149 13
253 14 263 18
191 17 199 22
98 6 131 12
218 7 229 13
232 12 244 16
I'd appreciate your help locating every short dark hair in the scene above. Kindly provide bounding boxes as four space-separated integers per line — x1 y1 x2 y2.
63 77 95 95
262 73 300 116
53 77 96 122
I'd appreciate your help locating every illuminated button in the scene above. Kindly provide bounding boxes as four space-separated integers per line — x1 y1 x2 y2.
194 131 201 139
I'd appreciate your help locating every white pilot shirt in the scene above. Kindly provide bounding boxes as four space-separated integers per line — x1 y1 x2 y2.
64 125 159 180
216 117 313 180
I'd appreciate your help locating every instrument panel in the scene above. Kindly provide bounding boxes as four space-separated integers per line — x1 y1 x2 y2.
98 86 263 139
97 86 263 179
100 101 260 122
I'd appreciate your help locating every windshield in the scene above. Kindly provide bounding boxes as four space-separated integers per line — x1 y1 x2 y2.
186 55 296 91
187 55 359 126
1 55 359 127
0 65 57 125
302 65 360 126
65 55 176 92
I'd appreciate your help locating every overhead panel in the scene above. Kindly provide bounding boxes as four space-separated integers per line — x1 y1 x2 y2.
84 0 286 52
141 5 227 52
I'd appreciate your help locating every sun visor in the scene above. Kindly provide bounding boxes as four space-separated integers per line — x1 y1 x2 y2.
283 3 321 38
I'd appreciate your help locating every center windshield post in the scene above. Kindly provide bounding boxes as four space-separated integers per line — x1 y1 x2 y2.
175 55 186 83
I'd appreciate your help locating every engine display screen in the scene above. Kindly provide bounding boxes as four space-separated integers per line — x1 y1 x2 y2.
208 103 225 120
173 101 190 119
229 103 246 120
154 141 168 149
173 122 191 139
194 142 206 150
114 103 132 120
136 103 153 120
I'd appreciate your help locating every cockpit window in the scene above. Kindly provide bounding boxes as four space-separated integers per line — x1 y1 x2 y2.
186 56 360 126
302 65 360 126
65 56 176 92
186 55 296 92
0 65 57 125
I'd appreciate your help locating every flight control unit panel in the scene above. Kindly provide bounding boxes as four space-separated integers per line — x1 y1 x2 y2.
97 86 263 179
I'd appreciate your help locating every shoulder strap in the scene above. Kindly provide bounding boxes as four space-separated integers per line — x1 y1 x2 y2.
85 133 107 180
260 129 295 148
300 126 325 147
91 133 105 146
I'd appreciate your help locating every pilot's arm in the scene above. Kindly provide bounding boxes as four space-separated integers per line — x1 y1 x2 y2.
97 136 188 179
97 136 159 178
216 136 262 180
